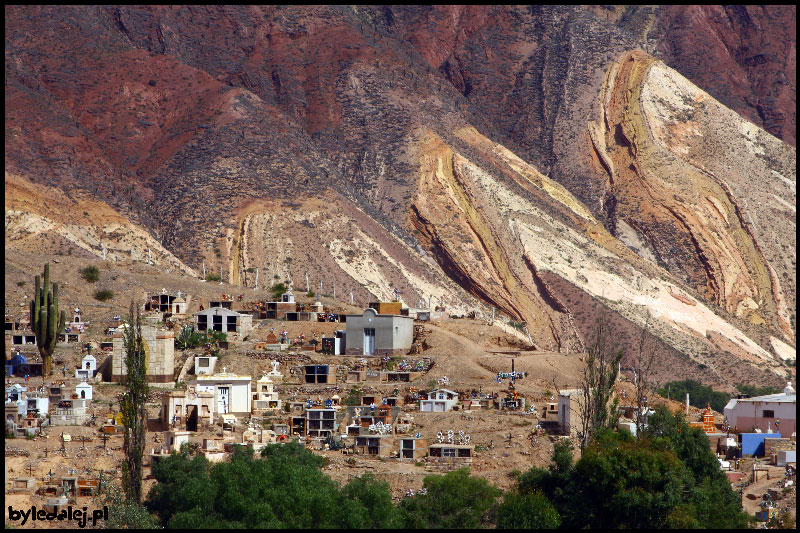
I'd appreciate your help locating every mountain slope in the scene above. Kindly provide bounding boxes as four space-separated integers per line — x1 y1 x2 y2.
5 5 796 388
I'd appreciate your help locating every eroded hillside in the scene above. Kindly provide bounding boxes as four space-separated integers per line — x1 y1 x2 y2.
5 5 796 388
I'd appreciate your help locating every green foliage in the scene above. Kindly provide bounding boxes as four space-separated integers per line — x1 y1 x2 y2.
80 265 100 283
16 281 25 287
205 330 227 344
271 282 287 299
175 326 204 350
94 289 114 301
206 272 221 282
518 408 750 529
657 380 730 412
119 302 149 504
30 263 65 375
736 383 781 397
339 474 401 528
306 290 315 297
494 490 561 529
398 468 500 529
97 481 159 529
175 327 227 351
147 443 395 529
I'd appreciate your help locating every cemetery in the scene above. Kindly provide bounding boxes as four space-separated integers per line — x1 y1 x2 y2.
4 262 795 524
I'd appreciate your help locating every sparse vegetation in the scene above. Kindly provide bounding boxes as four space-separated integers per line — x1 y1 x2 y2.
343 387 363 406
306 290 315 297
94 289 115 301
206 273 221 282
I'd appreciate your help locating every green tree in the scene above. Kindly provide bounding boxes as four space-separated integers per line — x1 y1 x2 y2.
146 443 398 529
519 410 752 529
575 319 622 450
30 263 66 375
96 478 159 529
399 468 500 529
736 383 781 398
495 490 561 529
657 380 730 412
339 474 401 528
644 406 751 529
119 302 149 504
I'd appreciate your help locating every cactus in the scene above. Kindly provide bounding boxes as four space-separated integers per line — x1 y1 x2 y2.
30 263 65 375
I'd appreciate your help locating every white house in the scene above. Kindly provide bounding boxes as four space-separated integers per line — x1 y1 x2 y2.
195 370 252 415
75 382 93 401
420 389 459 412
76 354 97 380
724 382 796 435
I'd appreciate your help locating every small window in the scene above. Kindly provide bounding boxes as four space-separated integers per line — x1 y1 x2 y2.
762 410 775 418
395 326 398 336
443 448 456 457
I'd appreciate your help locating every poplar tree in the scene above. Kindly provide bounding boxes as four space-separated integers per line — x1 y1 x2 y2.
119 301 148 503
576 318 622 451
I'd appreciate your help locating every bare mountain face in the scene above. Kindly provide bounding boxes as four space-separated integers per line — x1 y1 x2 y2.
5 5 796 387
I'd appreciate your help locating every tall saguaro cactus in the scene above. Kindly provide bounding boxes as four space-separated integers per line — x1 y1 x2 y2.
30 263 66 376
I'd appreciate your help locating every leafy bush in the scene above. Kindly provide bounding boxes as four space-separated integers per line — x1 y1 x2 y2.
175 326 205 350
205 273 221 282
80 265 100 283
306 290 315 298
94 289 114 301
16 281 26 287
271 283 287 299
176 327 227 350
